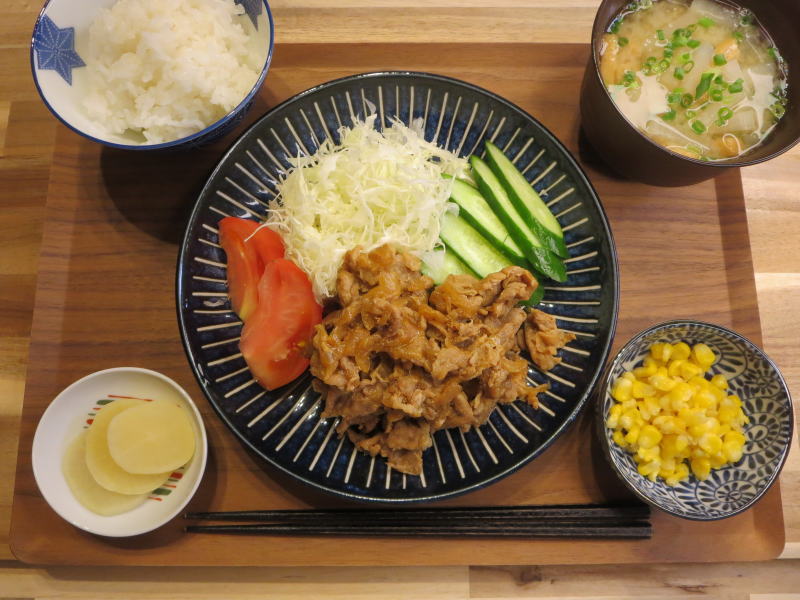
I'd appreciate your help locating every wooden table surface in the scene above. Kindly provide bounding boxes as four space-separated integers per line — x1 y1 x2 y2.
1 0 798 597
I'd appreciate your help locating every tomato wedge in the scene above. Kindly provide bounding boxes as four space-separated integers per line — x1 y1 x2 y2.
218 217 285 321
240 258 322 390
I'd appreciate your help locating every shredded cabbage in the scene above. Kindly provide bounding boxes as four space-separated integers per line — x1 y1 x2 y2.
266 115 468 301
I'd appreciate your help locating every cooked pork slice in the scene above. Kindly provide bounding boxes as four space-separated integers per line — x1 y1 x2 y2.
309 244 570 475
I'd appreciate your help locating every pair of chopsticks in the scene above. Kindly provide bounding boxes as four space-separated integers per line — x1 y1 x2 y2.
185 504 652 539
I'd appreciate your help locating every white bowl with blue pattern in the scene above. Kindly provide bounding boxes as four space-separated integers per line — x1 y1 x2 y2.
597 320 794 520
30 0 273 150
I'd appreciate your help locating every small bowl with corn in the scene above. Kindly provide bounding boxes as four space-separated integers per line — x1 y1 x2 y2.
596 320 793 520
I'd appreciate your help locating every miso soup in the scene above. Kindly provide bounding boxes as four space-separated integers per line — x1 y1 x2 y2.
599 0 788 161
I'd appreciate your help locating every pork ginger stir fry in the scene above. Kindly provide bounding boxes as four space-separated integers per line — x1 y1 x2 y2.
309 245 574 475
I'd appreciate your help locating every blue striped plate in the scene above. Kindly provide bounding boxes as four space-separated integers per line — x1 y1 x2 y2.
176 72 619 502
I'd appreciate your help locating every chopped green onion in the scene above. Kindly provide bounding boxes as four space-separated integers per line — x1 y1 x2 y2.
715 118 725 127
695 72 715 99
674 66 685 80
740 11 753 26
772 103 786 118
658 58 671 71
622 70 636 86
686 109 697 119
661 109 677 121
663 47 674 58
618 36 629 46
698 17 715 29
710 88 724 102
681 52 692 63
714 75 725 85
687 23 697 34
714 53 727 66
733 30 744 42
657 29 665 41
691 120 707 134
683 60 695 73
768 47 779 61
645 56 658 65
687 39 701 49
667 91 682 104
718 107 734 121
610 19 622 34
680 93 693 108
728 78 744 94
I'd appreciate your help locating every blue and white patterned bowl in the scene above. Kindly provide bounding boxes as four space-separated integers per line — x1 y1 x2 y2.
30 0 274 150
596 320 794 520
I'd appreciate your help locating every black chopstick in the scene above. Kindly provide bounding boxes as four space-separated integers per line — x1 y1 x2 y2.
185 522 652 539
184 504 651 539
185 503 649 523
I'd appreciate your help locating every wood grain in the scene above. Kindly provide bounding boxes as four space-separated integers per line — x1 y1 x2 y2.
8 42 783 567
1 0 799 596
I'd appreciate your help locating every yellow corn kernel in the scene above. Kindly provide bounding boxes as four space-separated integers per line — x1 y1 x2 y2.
727 394 743 408
710 374 728 390
621 371 636 382
658 394 672 410
619 410 637 430
633 360 658 378
624 426 640 445
699 432 723 455
669 382 693 408
637 446 660 462
693 389 716 410
667 359 685 377
656 366 669 378
718 405 738 425
644 396 661 415
632 380 656 399
649 343 665 361
723 440 744 463
613 430 626 447
611 378 633 402
691 456 712 480
678 408 706 428
680 361 702 381
665 472 683 487
650 374 678 392
709 453 727 469
724 430 746 446
672 342 691 361
692 343 716 369
639 425 663 449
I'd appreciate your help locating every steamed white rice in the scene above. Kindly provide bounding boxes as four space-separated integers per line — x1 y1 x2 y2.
82 0 261 144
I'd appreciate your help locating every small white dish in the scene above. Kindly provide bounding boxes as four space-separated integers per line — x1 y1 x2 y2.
32 367 207 537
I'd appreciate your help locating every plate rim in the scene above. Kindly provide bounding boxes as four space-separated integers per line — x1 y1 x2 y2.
176 70 620 503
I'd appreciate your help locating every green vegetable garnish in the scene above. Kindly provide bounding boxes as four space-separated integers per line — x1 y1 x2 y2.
728 78 744 94
714 75 725 85
740 11 753 26
661 109 677 121
680 93 693 108
713 54 727 66
698 17 715 29
667 91 682 104
733 30 744 42
718 107 733 121
772 103 786 118
686 110 697 119
619 36 629 46
610 19 622 34
683 60 695 73
687 39 701 49
695 72 715 99
710 88 724 102
657 29 665 41
674 66 685 80
691 120 707 134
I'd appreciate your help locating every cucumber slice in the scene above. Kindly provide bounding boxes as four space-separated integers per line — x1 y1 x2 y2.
470 156 567 282
484 141 569 259
439 212 543 305
449 178 528 266
421 248 477 284
439 212 511 277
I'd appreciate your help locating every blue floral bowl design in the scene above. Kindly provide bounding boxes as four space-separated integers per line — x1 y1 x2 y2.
596 320 794 520
30 0 274 150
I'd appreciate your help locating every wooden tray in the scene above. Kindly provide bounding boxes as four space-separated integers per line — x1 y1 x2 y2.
10 43 784 566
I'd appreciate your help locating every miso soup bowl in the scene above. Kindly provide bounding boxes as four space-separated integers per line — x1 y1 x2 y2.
580 0 800 186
